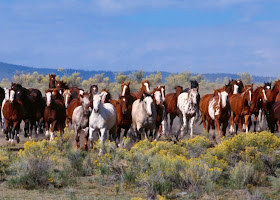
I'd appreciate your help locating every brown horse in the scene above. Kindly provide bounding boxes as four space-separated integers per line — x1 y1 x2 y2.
55 80 68 94
250 86 267 132
131 80 151 99
2 89 24 143
165 86 183 132
207 86 230 142
229 84 253 134
44 89 66 140
266 80 280 132
65 92 85 128
49 74 56 89
199 91 216 133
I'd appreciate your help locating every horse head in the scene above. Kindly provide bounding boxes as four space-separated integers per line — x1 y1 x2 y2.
93 94 102 113
100 89 111 103
82 92 91 114
142 94 154 117
121 82 131 96
141 80 151 94
45 89 53 106
49 74 56 88
190 80 199 89
188 88 199 106
264 82 272 90
175 85 183 96
244 84 253 106
90 85 98 95
119 95 128 114
218 86 229 108
153 87 164 106
63 89 71 108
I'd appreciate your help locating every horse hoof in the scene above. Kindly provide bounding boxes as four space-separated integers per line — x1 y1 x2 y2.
16 137 20 143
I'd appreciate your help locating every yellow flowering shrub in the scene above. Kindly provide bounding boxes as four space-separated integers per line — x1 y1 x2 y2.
0 147 12 181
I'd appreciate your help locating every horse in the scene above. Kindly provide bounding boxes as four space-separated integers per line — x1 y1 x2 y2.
55 80 68 94
229 84 253 134
44 89 66 140
72 92 91 150
131 80 151 99
2 89 24 143
250 86 268 132
28 88 46 137
132 93 157 141
177 88 199 139
207 86 230 142
152 87 167 138
49 74 56 89
89 85 98 107
89 94 117 154
1 87 9 128
11 83 35 138
165 86 183 132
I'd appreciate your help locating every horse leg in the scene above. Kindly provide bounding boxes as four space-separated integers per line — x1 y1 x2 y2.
45 121 50 139
15 122 20 143
215 119 221 143
254 115 258 132
24 119 30 138
222 120 228 137
99 128 107 155
74 125 80 149
244 115 250 133
83 127 89 151
169 113 176 132
180 112 186 139
109 125 117 147
50 120 57 141
201 114 207 131
89 127 94 148
189 116 195 138
229 112 235 134
4 120 9 141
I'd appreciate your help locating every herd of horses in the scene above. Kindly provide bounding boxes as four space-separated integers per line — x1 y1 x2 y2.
1 73 280 153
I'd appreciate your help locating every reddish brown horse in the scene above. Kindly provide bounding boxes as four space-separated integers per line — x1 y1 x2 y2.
131 80 151 99
199 91 216 133
165 86 183 132
55 80 68 94
49 74 56 89
266 80 280 132
2 89 24 143
207 86 230 142
44 89 66 140
65 92 85 128
229 84 253 134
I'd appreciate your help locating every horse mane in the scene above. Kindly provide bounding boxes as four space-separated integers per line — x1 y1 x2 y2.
190 80 199 89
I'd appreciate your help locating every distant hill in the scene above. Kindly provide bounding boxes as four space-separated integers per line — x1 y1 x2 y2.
0 62 276 83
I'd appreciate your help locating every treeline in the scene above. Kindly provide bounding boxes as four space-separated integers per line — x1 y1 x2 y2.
0 70 259 98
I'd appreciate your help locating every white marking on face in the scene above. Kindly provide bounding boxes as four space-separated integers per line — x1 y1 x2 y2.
46 92 52 106
65 94 69 108
9 90 15 102
144 82 150 93
122 85 127 96
122 98 126 102
154 91 161 105
233 84 239 94
266 86 270 89
93 94 101 112
249 90 252 102
221 91 228 108
161 87 165 102
262 89 267 102
79 90 84 95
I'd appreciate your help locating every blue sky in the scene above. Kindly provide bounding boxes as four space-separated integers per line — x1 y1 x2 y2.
0 0 280 76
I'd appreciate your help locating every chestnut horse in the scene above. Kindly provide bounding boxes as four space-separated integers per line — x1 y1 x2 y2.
2 89 24 143
49 74 56 89
44 89 66 140
131 80 151 99
165 85 183 132
207 86 230 142
229 84 253 134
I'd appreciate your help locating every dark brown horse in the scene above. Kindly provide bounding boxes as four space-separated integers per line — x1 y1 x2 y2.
2 89 24 143
250 86 267 132
55 80 68 94
49 74 56 89
229 84 253 134
0 86 5 128
165 85 183 132
131 80 151 99
44 89 66 140
152 87 167 138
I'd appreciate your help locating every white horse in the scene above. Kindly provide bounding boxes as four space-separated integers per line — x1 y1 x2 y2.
132 94 157 141
153 87 167 136
177 88 199 138
72 93 91 150
89 94 117 154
